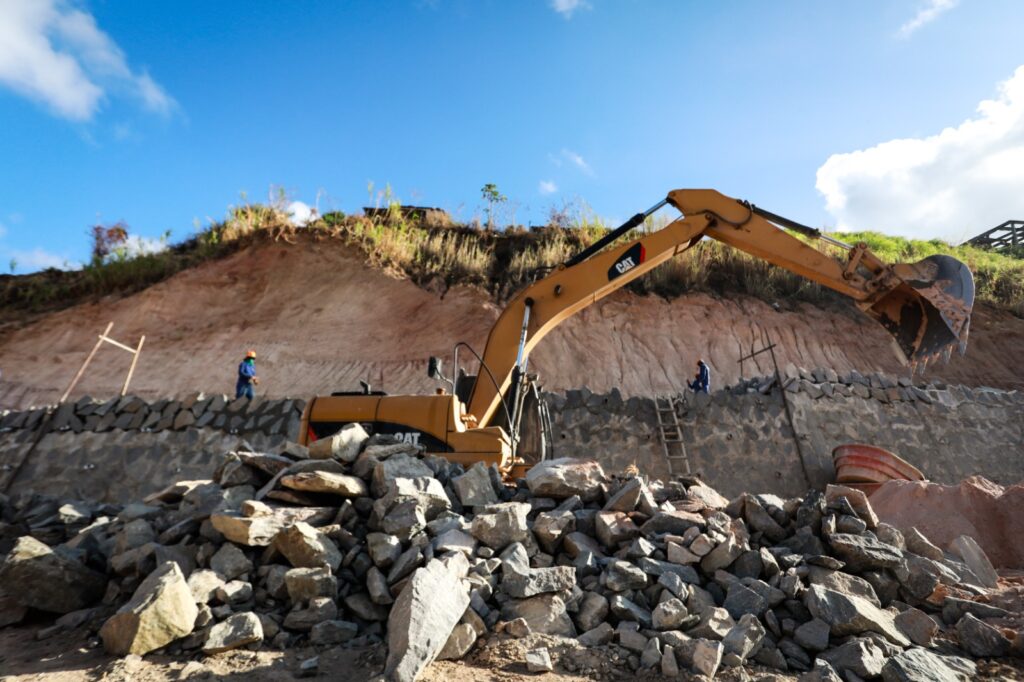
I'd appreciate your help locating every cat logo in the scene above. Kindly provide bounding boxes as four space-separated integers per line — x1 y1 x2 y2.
393 432 422 446
607 243 646 281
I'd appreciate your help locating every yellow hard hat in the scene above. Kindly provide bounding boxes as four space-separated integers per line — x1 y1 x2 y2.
246 349 257 359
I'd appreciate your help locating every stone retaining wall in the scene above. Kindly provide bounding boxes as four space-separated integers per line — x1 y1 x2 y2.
545 368 1024 498
2 368 1022 503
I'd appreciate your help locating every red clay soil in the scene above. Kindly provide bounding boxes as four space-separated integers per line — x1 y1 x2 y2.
869 476 1024 569
0 239 1021 409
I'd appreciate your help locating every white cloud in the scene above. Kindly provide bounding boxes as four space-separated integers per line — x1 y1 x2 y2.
0 0 175 120
7 247 69 271
898 0 958 38
538 180 558 195
816 65 1024 243
120 234 167 258
550 148 594 176
550 0 590 19
288 201 317 226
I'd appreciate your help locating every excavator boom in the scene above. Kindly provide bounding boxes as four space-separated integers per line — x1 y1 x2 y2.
466 189 974 426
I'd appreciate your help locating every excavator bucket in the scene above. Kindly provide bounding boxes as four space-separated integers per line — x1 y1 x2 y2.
864 254 974 367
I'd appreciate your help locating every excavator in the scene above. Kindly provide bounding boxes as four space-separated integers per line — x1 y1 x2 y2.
299 189 974 477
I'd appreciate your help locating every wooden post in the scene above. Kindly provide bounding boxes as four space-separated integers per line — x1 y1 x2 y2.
121 335 146 396
60 322 113 404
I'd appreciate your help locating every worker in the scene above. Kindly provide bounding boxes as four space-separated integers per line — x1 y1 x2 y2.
687 359 711 394
236 350 259 399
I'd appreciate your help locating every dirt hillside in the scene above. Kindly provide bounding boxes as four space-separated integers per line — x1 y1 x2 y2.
0 238 1020 409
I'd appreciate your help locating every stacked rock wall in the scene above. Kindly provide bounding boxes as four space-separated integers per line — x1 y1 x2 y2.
1 368 1022 503
546 369 1024 499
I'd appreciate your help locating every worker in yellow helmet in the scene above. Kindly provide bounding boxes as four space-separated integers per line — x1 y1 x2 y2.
236 349 260 399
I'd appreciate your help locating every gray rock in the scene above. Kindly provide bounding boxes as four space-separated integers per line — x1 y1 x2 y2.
640 510 705 536
603 477 645 512
688 607 735 640
819 638 887 678
688 639 724 677
948 535 998 589
99 562 198 656
367 532 403 569
451 463 499 507
652 598 688 630
724 582 768 619
881 648 976 682
209 543 253 580
895 607 938 647
722 613 766 661
525 648 554 673
470 503 530 549
794 617 830 652
805 585 910 646
502 593 575 637
281 470 368 497
575 592 609 632
532 510 575 554
386 559 472 682
827 533 903 572
283 596 338 631
604 559 648 591
309 619 359 645
274 522 342 571
578 622 614 646
955 613 1010 657
307 422 367 462
609 594 652 629
594 511 640 549
215 580 253 605
904 527 945 561
284 566 337 602
345 592 390 621
640 637 662 668
807 567 881 607
371 454 434 497
0 536 107 614
437 622 477 661
701 535 743 573
203 612 263 654
502 562 575 599
661 644 680 676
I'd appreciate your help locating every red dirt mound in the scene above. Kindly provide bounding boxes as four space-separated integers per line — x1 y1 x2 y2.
869 476 1024 569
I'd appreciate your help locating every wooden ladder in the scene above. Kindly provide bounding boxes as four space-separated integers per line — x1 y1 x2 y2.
655 394 693 478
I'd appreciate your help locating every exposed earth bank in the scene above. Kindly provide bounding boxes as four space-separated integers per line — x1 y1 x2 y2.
0 239 1020 409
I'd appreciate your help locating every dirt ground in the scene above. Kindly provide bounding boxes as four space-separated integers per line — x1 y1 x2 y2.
4 602 1024 682
1 239 1021 410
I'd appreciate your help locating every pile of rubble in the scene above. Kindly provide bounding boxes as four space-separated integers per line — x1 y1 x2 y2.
1 425 1022 681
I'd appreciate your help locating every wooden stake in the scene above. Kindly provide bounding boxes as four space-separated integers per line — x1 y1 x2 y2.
61 322 113 404
121 335 145 396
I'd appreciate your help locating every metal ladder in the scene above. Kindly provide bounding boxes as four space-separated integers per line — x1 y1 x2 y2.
654 394 693 477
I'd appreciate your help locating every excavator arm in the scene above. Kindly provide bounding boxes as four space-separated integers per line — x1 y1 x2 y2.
467 189 974 428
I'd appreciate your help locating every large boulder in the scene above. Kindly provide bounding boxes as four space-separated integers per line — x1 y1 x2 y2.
100 562 198 655
307 423 368 462
371 455 433 497
524 458 605 502
0 536 107 613
805 585 910 646
385 559 471 682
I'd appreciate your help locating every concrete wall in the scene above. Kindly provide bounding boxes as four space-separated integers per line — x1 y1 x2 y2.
1 369 1022 503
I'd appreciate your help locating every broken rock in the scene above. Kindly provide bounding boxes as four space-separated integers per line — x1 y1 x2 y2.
385 559 471 682
274 522 342 571
524 458 605 502
100 562 198 656
203 612 263 654
0 536 107 614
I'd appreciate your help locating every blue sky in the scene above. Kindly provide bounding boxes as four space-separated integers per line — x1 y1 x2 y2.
1 0 1023 273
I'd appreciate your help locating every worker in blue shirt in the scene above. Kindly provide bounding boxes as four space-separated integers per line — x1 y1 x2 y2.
688 359 711 394
236 350 259 399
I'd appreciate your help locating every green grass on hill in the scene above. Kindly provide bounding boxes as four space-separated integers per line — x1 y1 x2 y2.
1 203 1021 327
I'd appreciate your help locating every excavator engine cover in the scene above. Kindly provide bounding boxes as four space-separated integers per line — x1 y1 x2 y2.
865 254 974 365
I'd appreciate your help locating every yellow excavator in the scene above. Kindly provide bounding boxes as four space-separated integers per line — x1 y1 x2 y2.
299 189 974 476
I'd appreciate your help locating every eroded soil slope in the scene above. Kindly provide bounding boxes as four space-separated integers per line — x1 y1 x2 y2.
0 239 1020 409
